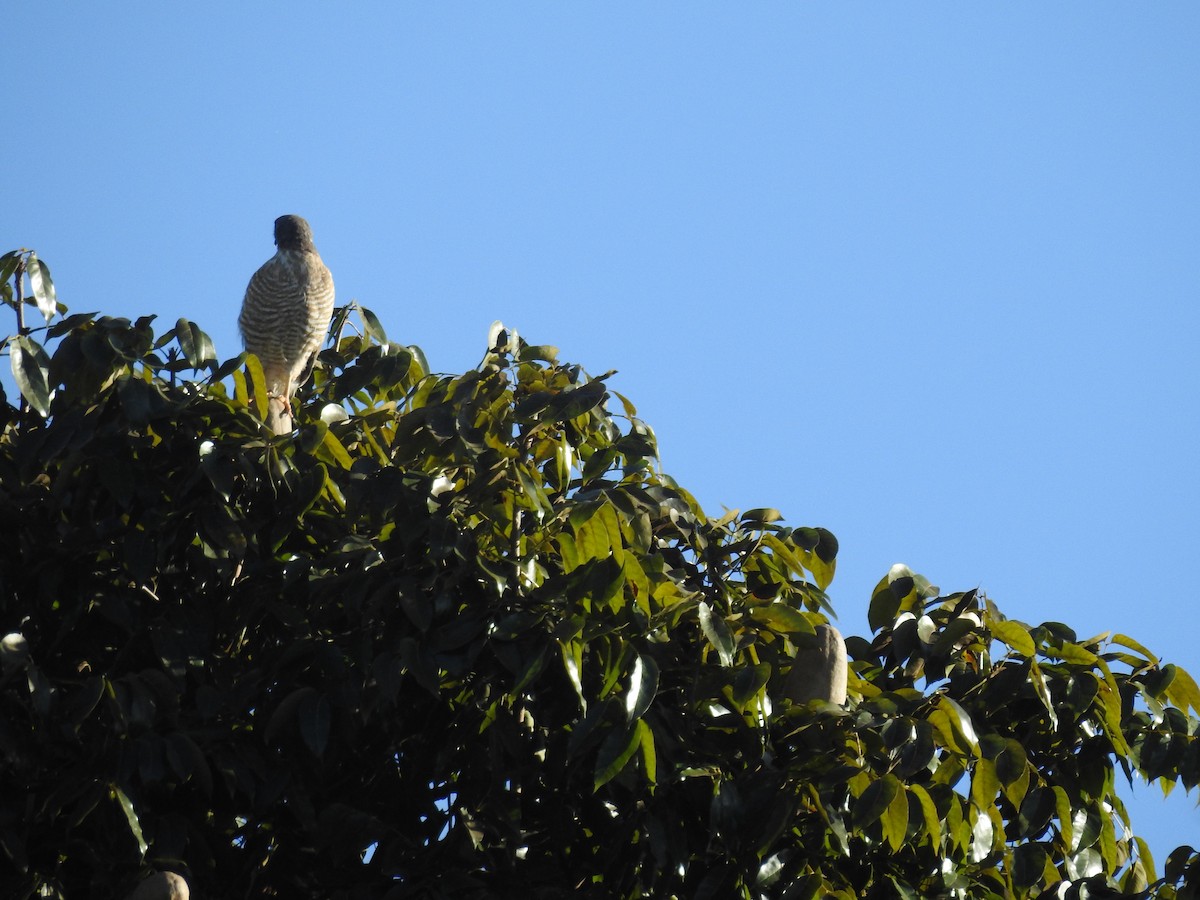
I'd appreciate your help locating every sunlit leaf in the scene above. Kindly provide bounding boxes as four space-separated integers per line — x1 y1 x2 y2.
594 724 640 790
968 808 994 864
990 618 1035 657
244 352 268 419
907 784 941 847
320 428 354 469
561 641 586 711
748 602 814 635
624 652 659 722
1165 665 1200 717
929 696 979 758
698 601 735 667
111 785 148 859
26 255 57 323
970 758 998 809
1112 632 1159 667
636 718 656 785
881 780 909 852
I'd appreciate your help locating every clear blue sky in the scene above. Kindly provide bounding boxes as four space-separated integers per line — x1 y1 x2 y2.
9 3 1199 863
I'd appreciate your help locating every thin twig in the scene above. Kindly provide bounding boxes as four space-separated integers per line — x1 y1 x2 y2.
13 257 25 337
12 257 28 415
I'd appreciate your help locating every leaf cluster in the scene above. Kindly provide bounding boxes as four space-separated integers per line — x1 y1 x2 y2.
0 260 1198 899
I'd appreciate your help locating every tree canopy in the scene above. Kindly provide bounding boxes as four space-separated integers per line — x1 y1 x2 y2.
1 247 1199 899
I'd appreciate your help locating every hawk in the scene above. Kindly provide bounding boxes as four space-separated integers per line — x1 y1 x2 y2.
239 214 335 434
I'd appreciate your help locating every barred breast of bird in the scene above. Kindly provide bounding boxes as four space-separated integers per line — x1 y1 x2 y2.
239 249 335 384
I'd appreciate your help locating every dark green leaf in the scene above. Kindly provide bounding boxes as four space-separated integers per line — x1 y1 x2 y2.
299 692 332 759
1018 788 1055 840
594 724 640 790
175 317 217 368
0 250 21 287
10 335 52 415
853 774 901 831
1013 841 1048 888
994 738 1028 786
547 380 606 423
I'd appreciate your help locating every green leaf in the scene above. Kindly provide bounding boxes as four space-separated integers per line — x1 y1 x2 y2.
548 380 606 423
26 255 57 323
519 343 559 363
853 774 901 831
636 718 656 784
10 335 52 415
995 738 1028 787
359 304 388 344
572 519 610 570
741 508 782 524
1055 640 1098 665
1132 836 1156 888
111 785 148 859
232 367 250 408
990 618 1035 657
882 779 909 852
1165 665 1200 717
558 642 584 713
970 758 999 810
594 724 640 790
244 352 268 419
929 696 979 758
1095 677 1130 756
624 652 659 722
175 317 217 368
868 571 917 632
1112 632 1159 667
612 390 637 418
596 500 625 566
730 663 771 709
299 692 332 759
1018 787 1055 840
0 250 21 287
1052 786 1074 849
1013 841 1048 888
1029 660 1059 730
698 601 735 667
748 602 815 635
320 428 355 469
908 784 941 847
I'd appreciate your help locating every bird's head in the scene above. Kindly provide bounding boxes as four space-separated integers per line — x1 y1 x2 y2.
274 215 316 252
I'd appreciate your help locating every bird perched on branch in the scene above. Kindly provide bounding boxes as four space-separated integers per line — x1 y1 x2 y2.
239 214 335 434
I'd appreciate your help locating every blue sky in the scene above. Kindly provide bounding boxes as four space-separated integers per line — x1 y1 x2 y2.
9 3 1199 862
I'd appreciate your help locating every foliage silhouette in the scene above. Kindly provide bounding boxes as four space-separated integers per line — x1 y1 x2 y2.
1 249 1198 899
